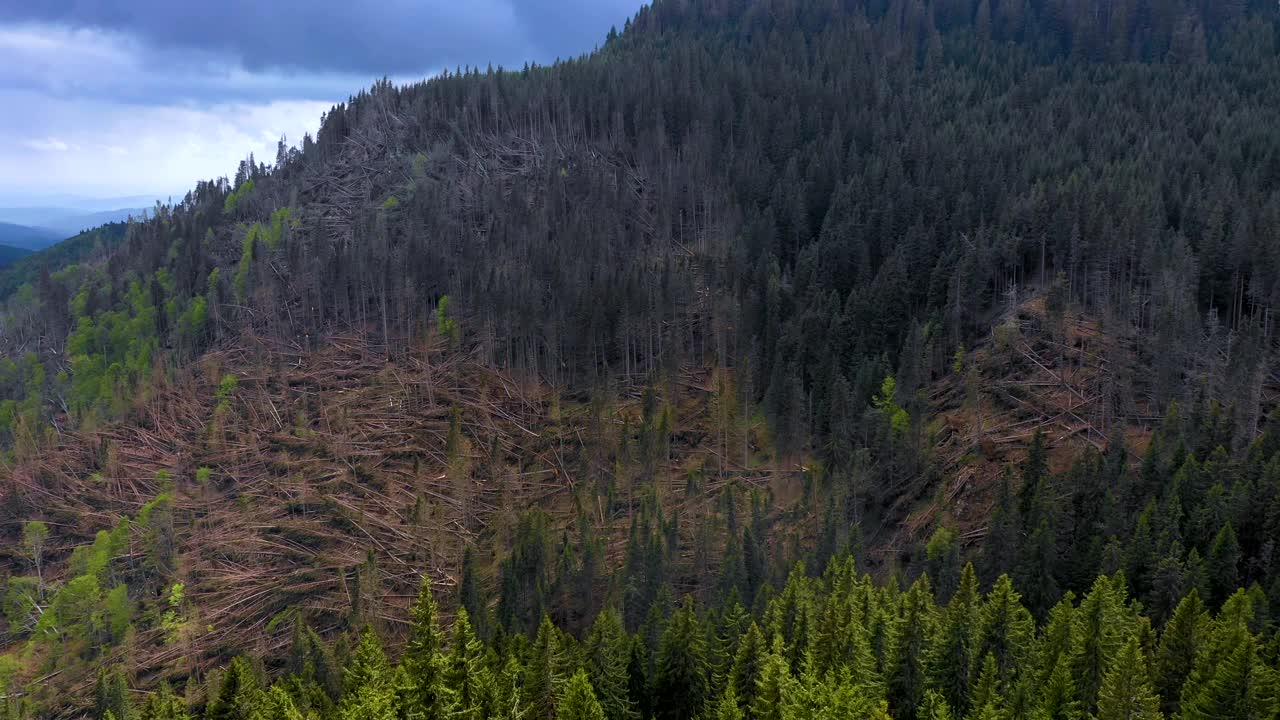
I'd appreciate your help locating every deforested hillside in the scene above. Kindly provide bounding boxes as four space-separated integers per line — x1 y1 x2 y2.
2 0 1280 716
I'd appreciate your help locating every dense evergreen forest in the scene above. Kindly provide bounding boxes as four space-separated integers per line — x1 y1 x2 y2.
2 0 1280 717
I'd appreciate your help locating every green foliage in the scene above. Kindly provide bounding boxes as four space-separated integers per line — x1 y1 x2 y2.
216 374 238 412
161 583 185 644
224 178 255 214
104 584 132 643
2 576 40 636
872 376 910 438
653 598 709 720
925 527 961 601
21 550 1280 720
39 573 102 640
558 669 606 720
207 658 259 720
444 608 489 720
65 277 160 417
436 295 460 348
234 228 256 303
1096 635 1160 720
401 575 447 720
586 608 635 720
138 683 188 720
94 667 132 720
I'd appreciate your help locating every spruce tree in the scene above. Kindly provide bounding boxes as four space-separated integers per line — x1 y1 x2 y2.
337 626 397 720
1072 576 1127 714
256 686 304 720
966 655 1000 718
402 575 447 720
458 545 488 641
345 626 390 697
1095 635 1161 720
526 615 568 720
445 608 489 720
1035 655 1083 720
975 574 1034 688
653 597 709 720
730 623 767 715
749 635 797 720
928 564 980 715
558 670 606 720
1154 590 1208 716
138 683 188 720
889 575 937 716
916 689 954 720
713 688 745 720
206 658 258 720
585 608 636 720
94 668 132 720
1179 635 1279 720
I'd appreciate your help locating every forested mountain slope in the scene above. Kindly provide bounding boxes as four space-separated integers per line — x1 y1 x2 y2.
2 0 1280 717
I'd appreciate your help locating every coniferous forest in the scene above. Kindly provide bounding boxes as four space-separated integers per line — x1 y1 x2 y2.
2 0 1280 718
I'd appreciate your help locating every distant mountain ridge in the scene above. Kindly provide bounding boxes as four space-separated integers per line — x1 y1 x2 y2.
0 221 62 251
0 207 148 241
0 243 31 268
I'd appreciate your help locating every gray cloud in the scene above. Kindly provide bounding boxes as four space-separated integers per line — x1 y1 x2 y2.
0 0 642 75
0 0 645 201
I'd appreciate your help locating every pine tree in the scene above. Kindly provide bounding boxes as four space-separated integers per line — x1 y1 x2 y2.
585 608 636 720
654 597 709 720
402 575 447 720
730 623 768 715
1072 576 1127 714
94 668 132 720
345 626 390 697
255 686 304 720
928 564 980 715
916 689 954 720
445 608 489 720
1179 634 1279 720
526 615 568 720
138 683 188 720
206 659 259 720
749 635 797 720
889 575 937 715
1035 655 1083 720
1095 635 1160 720
975 574 1034 687
458 545 488 641
713 688 745 720
1155 590 1208 716
558 670 606 720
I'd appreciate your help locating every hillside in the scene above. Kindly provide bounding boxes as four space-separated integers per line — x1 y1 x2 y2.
1 0 1280 717
0 223 61 252
0 223 128 303
0 245 30 269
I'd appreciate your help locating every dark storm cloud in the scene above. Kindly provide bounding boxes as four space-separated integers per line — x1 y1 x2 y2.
0 0 643 75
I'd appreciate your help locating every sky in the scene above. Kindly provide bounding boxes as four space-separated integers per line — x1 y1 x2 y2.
0 0 645 206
